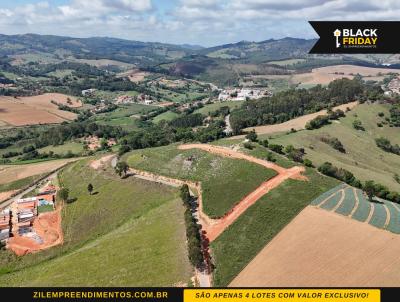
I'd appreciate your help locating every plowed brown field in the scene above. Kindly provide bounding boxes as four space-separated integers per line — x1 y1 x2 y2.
230 206 400 287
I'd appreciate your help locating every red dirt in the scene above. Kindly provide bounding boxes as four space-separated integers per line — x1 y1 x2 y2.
7 205 64 256
178 144 307 242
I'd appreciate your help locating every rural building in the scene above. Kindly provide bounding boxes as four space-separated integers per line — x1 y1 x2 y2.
81 88 97 96
0 209 11 241
218 88 272 101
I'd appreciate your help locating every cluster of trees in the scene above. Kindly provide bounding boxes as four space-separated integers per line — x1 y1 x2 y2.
319 136 346 153
352 119 365 131
375 137 400 155
305 109 345 130
180 184 204 268
230 78 381 134
318 162 400 203
389 104 400 127
119 115 226 155
36 121 125 148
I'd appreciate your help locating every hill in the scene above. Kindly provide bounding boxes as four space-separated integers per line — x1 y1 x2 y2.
0 34 194 67
0 158 192 286
264 102 400 192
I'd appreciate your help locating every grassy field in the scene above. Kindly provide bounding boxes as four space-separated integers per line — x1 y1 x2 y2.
96 116 141 131
211 168 340 286
194 101 244 115
263 103 400 191
96 103 158 119
124 144 277 218
152 111 180 123
39 141 84 155
0 159 192 286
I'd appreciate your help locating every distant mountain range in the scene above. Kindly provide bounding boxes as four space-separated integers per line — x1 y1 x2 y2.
1 33 399 87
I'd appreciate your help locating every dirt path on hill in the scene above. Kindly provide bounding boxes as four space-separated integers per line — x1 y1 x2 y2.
90 154 117 170
128 144 307 286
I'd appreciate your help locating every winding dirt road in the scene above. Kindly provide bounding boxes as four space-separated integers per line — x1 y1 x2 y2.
178 144 307 242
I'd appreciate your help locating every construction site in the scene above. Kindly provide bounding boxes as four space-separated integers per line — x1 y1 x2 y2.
0 184 63 256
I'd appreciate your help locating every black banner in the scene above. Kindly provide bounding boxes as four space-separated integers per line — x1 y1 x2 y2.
309 21 400 54
0 287 399 302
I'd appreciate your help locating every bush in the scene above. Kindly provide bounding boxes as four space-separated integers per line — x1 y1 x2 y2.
320 136 346 153
303 158 313 167
268 144 284 154
243 142 253 150
352 119 365 131
245 130 258 142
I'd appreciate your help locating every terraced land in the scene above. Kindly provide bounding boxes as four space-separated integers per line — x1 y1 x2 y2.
311 184 400 234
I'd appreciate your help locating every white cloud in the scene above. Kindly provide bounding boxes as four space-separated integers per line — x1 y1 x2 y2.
0 0 399 46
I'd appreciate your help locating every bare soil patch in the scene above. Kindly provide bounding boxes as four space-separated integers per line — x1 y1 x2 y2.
7 205 63 256
90 154 116 170
0 93 82 126
230 206 400 287
292 65 400 85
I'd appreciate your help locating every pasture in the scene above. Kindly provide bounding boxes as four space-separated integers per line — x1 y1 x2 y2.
264 103 400 191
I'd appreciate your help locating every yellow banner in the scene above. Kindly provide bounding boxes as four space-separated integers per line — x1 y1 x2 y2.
184 289 380 302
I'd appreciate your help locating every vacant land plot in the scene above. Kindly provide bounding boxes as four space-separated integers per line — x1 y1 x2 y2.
231 206 400 287
265 103 400 191
38 142 84 155
0 158 75 185
125 144 277 218
292 65 400 85
239 101 358 136
211 168 339 286
0 159 192 286
119 69 150 82
0 93 82 126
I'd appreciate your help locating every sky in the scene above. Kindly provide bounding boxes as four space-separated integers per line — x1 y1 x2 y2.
0 0 399 46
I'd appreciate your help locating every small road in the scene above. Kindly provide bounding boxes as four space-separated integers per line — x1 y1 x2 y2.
224 114 232 134
0 170 59 210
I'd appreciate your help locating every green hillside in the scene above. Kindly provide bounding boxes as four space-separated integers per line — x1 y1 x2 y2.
0 158 192 286
264 103 400 191
124 144 277 218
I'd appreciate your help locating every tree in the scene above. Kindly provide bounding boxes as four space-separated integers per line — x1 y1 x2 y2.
180 184 191 206
57 187 69 202
87 183 93 195
115 161 129 178
364 180 376 201
245 129 258 142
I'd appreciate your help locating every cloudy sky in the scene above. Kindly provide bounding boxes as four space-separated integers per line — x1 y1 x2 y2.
0 0 398 46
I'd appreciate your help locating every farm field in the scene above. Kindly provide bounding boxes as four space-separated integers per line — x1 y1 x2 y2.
0 158 76 185
0 173 46 194
241 101 358 136
211 167 340 286
124 144 277 218
194 101 244 115
311 184 400 234
0 159 192 286
264 103 400 191
291 64 400 85
230 206 400 287
96 103 157 119
0 93 82 126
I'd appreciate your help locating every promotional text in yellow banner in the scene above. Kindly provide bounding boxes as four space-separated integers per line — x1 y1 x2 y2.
184 289 380 302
